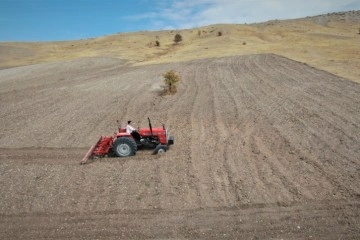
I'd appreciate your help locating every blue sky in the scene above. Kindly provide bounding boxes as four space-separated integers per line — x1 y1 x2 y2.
0 0 359 42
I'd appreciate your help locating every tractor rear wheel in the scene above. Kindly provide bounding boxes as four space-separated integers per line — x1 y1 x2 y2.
112 137 137 157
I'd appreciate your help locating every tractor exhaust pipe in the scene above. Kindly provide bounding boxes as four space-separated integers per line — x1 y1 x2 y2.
148 117 153 137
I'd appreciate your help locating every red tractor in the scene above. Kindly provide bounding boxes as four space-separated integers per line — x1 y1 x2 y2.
81 118 174 164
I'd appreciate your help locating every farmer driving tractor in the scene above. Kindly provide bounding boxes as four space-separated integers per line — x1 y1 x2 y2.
126 120 135 133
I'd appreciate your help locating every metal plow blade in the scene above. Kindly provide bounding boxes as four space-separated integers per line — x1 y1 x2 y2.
81 136 113 165
80 144 96 165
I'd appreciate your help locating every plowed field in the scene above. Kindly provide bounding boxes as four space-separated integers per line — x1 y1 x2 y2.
1 54 359 239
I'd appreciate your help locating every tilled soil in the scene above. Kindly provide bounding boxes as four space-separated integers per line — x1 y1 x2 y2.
0 54 359 239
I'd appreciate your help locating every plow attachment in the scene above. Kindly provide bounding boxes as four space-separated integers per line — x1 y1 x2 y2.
81 136 113 164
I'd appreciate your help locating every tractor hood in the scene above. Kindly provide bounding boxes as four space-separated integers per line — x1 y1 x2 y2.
139 127 165 136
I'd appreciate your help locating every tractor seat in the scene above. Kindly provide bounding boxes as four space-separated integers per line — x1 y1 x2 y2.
131 131 141 141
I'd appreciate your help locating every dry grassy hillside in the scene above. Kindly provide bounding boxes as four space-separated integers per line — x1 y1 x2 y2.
0 11 359 82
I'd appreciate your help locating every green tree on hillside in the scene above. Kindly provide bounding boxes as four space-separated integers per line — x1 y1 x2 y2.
174 33 183 44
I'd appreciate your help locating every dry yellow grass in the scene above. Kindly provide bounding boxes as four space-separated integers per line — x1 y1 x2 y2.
1 11 359 82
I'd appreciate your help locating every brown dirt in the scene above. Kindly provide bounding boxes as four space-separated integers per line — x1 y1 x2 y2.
0 54 359 239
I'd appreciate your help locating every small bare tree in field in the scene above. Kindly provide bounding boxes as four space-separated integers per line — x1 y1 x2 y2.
163 70 180 95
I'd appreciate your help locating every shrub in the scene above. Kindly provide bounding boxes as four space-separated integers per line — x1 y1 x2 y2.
147 40 160 47
174 33 183 44
217 31 222 36
163 70 180 94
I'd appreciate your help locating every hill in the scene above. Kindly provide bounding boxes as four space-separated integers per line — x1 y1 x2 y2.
0 11 360 239
0 10 359 82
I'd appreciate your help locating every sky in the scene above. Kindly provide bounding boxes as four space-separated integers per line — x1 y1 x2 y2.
0 0 359 42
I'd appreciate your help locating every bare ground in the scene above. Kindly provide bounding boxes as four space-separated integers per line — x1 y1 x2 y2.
0 54 359 239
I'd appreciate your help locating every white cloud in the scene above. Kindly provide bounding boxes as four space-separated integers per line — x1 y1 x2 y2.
126 0 360 30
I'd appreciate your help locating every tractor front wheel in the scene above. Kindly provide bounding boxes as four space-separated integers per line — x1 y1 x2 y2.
112 137 137 157
153 145 167 155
